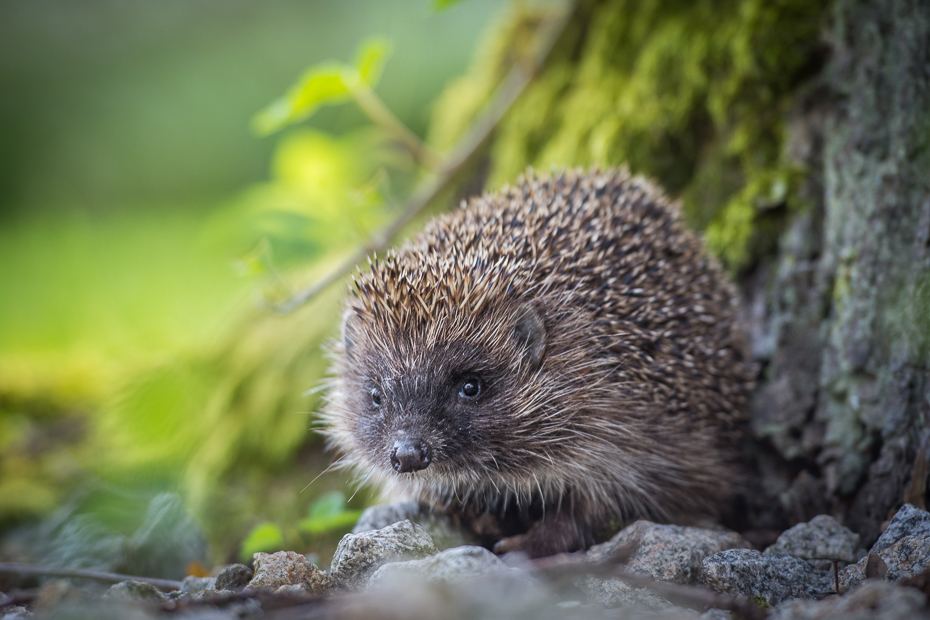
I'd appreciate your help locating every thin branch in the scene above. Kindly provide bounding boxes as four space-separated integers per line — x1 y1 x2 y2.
0 562 183 592
269 5 573 314
350 84 443 171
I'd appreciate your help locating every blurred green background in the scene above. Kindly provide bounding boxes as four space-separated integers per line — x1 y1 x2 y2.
0 0 829 579
0 0 502 573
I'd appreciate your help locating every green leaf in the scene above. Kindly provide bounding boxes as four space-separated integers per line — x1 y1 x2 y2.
308 490 347 520
433 0 466 10
252 38 394 136
298 491 363 535
354 38 392 86
252 63 351 136
239 521 285 561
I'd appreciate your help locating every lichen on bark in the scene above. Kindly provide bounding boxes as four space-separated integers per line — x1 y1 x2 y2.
429 0 829 271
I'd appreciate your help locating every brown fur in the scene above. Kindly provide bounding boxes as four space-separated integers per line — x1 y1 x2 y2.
321 169 752 557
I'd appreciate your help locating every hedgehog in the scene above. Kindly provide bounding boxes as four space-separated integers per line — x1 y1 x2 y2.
321 168 752 558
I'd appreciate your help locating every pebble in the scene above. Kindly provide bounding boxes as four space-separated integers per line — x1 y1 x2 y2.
247 550 333 593
841 504 930 590
765 514 860 564
214 563 253 591
330 519 438 590
771 579 930 619
579 520 750 608
701 549 834 606
352 501 475 549
102 580 168 605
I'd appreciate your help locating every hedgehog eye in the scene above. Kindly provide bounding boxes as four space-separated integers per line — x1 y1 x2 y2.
458 375 482 399
370 387 383 408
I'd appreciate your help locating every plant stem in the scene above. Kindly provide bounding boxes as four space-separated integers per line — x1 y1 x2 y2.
270 4 573 314
350 83 443 171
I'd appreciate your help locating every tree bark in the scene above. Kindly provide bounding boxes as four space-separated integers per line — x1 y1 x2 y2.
748 0 930 544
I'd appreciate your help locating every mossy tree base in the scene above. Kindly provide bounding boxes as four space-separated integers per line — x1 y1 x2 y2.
748 0 930 543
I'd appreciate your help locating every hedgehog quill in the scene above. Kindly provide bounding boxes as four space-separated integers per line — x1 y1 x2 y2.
322 169 753 558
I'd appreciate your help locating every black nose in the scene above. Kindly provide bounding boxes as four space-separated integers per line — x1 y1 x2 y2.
391 438 432 473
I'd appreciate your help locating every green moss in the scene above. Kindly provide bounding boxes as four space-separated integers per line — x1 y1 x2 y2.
429 0 828 270
751 596 772 609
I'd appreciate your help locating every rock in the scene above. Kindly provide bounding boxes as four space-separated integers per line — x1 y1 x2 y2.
701 549 834 606
579 520 750 608
330 519 438 590
214 563 253 591
274 583 312 596
248 550 334 593
33 579 84 610
178 575 215 595
102 580 168 605
770 580 930 619
368 545 536 591
352 501 475 549
840 504 930 591
765 514 860 563
0 606 31 619
588 521 751 584
334 550 564 620
872 505 930 554
578 578 676 610
841 534 930 590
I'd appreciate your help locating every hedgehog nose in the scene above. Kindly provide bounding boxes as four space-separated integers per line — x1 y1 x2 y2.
391 438 431 473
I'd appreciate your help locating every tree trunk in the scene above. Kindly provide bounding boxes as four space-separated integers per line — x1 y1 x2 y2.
748 0 930 545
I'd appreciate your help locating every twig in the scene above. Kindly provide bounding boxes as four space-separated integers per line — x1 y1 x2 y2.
350 83 443 171
0 562 182 592
269 5 573 314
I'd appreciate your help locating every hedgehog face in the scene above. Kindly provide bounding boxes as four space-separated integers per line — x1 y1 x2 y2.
333 303 549 488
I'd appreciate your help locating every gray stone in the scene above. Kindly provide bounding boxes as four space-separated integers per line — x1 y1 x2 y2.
248 550 334 593
872 505 930 555
368 545 534 590
841 534 930 590
701 549 834 606
330 519 438 589
333 550 575 620
771 580 930 620
352 501 475 549
0 606 31 619
765 514 860 563
579 520 750 608
577 577 676 610
102 580 168 604
273 583 312 596
178 575 215 595
588 520 751 584
214 563 253 591
32 580 84 610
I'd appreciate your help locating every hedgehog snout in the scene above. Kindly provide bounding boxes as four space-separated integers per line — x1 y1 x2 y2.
390 438 432 473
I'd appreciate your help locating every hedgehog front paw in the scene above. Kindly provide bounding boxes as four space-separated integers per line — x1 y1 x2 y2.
491 516 590 558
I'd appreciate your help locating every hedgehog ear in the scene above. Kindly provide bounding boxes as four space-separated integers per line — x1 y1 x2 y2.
342 310 361 364
513 303 546 370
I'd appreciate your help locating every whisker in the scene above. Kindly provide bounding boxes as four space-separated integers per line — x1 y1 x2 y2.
348 467 375 503
300 456 347 493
